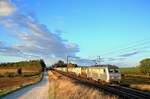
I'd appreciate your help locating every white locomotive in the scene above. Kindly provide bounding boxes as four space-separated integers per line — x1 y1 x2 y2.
54 65 121 84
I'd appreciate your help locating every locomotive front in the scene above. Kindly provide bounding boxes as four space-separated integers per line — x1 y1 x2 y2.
108 66 121 83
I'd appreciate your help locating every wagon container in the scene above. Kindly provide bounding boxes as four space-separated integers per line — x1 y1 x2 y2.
87 67 109 82
73 67 82 76
81 67 88 77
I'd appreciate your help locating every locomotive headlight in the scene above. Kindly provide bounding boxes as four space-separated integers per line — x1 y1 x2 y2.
118 76 121 79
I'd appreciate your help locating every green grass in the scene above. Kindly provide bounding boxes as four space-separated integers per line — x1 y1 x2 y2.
120 67 150 84
121 76 150 84
120 67 141 74
119 67 150 92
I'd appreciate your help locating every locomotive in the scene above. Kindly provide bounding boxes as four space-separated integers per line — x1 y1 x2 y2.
54 65 121 84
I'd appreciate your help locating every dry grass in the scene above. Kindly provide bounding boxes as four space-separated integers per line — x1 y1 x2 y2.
130 84 150 91
48 71 118 99
0 69 17 74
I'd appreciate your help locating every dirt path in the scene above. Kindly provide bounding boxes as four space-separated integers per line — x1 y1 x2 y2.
2 72 49 99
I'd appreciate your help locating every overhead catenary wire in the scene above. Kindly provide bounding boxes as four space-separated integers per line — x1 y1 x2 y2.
89 38 150 64
66 37 150 65
101 38 150 56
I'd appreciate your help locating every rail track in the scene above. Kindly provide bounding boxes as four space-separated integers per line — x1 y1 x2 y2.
52 70 150 99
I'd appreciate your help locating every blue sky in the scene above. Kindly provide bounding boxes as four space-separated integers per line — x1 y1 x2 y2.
0 0 150 66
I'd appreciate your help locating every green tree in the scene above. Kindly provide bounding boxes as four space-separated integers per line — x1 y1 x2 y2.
40 59 46 71
52 60 67 67
17 68 22 75
139 58 150 76
67 63 78 68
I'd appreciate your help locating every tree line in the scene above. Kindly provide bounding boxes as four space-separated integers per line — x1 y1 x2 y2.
52 60 78 68
0 59 46 77
0 60 45 69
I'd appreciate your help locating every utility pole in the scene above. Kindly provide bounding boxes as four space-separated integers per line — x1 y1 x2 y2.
67 55 69 65
66 55 69 72
97 56 101 66
92 59 97 66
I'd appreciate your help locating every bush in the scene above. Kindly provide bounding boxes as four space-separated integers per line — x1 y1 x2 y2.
139 58 150 76
17 68 22 75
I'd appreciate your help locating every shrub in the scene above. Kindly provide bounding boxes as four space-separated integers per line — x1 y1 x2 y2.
17 68 22 75
139 58 150 76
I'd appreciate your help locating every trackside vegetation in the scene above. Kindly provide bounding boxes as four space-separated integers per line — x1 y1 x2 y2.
120 58 150 92
120 67 141 75
120 58 150 76
52 60 78 68
139 58 150 76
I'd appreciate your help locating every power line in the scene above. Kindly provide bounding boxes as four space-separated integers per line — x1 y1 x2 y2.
67 38 150 65
101 39 150 56
93 38 150 63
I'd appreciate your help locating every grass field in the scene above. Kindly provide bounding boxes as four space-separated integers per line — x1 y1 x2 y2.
120 67 141 74
120 67 150 92
0 74 42 97
121 75 150 92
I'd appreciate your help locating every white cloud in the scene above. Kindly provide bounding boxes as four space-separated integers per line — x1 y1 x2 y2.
0 14 79 65
2 14 79 58
0 41 22 56
0 0 16 17
0 1 80 65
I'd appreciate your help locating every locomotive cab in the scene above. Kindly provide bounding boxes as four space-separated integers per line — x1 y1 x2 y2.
108 67 121 83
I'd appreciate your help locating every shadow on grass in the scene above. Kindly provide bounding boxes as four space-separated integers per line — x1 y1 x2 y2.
69 78 118 98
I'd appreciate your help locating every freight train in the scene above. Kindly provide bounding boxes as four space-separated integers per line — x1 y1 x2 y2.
54 65 121 84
